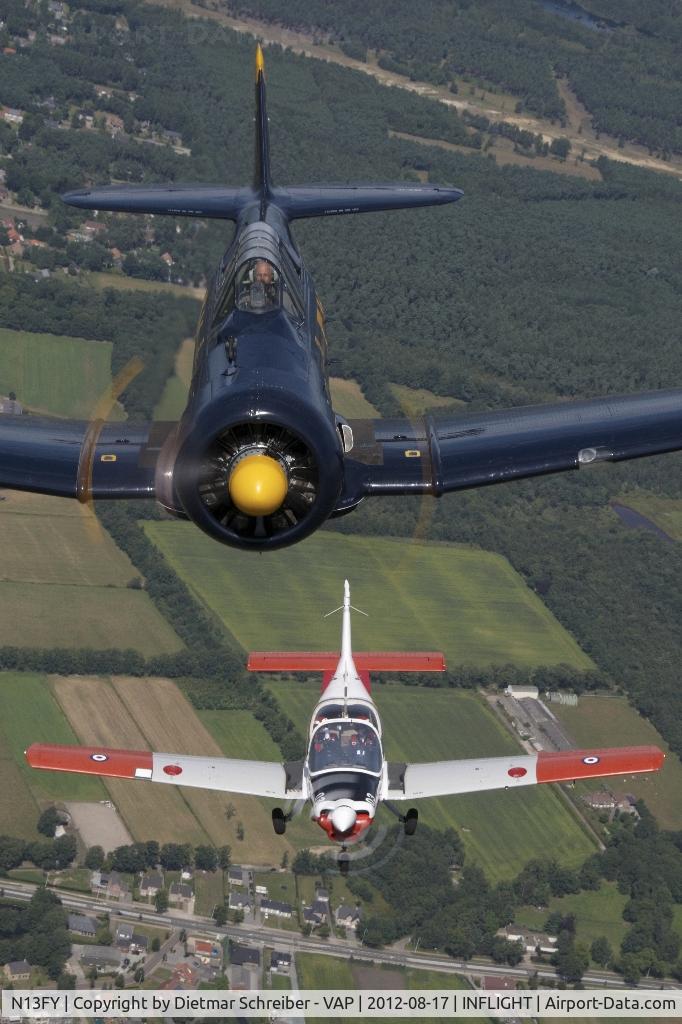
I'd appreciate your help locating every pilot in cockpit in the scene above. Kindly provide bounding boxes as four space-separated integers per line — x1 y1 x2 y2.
238 258 279 312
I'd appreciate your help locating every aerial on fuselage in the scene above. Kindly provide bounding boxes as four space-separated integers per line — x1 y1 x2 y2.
27 580 665 865
2 46 682 550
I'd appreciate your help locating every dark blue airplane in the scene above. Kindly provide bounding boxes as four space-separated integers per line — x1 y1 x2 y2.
2 46 682 551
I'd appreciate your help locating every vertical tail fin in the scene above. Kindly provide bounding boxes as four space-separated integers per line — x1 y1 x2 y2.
254 44 271 215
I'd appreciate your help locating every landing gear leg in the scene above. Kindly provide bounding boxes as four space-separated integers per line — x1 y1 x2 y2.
403 808 418 836
272 808 287 835
338 847 350 875
384 801 419 835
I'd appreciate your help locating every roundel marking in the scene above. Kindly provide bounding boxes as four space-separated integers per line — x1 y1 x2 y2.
90 753 109 762
163 764 183 776
582 755 600 765
507 766 527 778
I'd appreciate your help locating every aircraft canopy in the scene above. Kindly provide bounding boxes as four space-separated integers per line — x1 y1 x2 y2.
309 721 381 774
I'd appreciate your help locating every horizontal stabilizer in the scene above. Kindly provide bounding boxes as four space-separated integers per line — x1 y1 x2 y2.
62 185 255 220
271 184 463 220
248 651 445 672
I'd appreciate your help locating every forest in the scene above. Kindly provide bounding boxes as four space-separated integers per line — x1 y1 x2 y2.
226 0 682 154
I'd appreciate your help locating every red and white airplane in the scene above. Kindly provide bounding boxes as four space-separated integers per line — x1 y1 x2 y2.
27 581 664 855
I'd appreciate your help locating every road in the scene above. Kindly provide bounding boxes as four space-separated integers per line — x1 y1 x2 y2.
3 879 680 991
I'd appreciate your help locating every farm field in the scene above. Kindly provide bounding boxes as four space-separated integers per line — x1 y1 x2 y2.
389 383 466 416
154 338 194 419
0 491 183 655
199 706 321 851
0 326 125 419
267 681 596 880
555 695 682 830
87 270 203 300
49 673 291 862
514 882 629 953
614 491 682 542
143 527 592 670
296 955 478 1024
329 378 379 418
110 675 287 861
0 673 106 808
51 674 211 847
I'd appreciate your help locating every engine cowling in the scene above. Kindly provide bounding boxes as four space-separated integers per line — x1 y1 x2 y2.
158 395 344 550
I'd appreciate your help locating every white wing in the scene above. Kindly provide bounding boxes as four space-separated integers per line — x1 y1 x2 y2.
26 743 305 800
386 746 664 801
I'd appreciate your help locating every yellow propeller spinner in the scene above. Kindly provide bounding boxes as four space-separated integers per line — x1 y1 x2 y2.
228 453 288 517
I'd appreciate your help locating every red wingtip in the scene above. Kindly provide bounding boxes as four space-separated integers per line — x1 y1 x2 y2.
26 742 153 779
537 745 665 784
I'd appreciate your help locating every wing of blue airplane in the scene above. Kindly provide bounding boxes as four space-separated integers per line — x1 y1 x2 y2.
0 416 172 499
340 388 682 505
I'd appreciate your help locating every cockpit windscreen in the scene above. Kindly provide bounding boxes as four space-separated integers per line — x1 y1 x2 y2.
309 721 381 774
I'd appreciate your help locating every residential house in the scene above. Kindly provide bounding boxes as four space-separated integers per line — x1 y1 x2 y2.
68 913 97 938
228 867 251 887
335 905 361 930
315 886 329 903
302 906 324 927
228 891 253 913
130 933 148 955
260 898 293 919
115 923 134 949
270 950 291 973
104 113 124 136
81 948 122 973
191 939 222 965
254 880 268 896
169 882 194 911
481 975 517 990
230 945 259 968
0 395 23 415
164 963 199 990
90 870 130 901
582 791 616 812
139 871 164 899
499 926 557 955
2 107 24 124
4 961 31 982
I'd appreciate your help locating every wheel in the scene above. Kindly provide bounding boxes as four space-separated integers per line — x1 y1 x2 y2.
272 808 286 835
338 852 350 875
404 808 418 836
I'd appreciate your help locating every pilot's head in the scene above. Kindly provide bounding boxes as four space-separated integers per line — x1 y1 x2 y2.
254 259 274 285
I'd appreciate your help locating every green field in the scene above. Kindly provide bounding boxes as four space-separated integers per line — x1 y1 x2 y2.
0 491 183 654
0 326 125 419
0 580 182 655
515 882 629 953
555 695 682 830
614 492 682 542
198 710 282 761
296 955 479 1024
268 681 596 880
87 270 203 300
154 337 194 419
194 871 226 916
143 528 592 670
329 378 380 418
0 673 106 837
389 383 466 416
